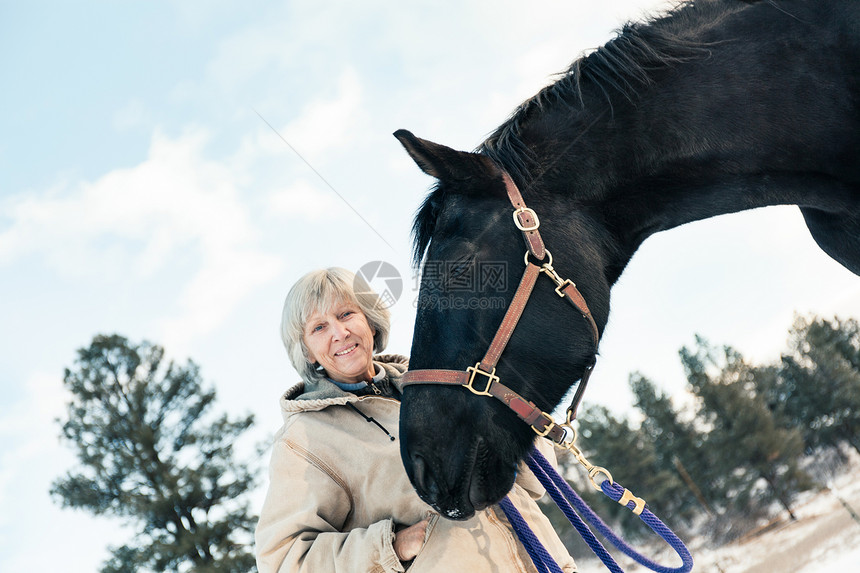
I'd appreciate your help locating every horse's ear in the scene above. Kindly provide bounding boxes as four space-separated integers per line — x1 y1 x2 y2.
394 129 496 183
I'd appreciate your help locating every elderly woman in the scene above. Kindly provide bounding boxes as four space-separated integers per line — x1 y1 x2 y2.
255 267 576 573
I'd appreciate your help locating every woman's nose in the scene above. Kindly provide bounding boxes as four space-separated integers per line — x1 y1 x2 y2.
331 322 349 340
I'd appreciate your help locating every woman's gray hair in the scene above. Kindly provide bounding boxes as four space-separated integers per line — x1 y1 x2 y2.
281 267 391 383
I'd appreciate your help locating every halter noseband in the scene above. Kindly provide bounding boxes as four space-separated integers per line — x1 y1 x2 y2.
400 169 601 446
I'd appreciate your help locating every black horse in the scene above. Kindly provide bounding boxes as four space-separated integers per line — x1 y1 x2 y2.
394 0 860 520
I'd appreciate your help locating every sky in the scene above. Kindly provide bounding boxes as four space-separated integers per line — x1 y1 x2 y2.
2 1 860 571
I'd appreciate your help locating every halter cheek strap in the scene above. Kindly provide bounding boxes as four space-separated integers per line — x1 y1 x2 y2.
400 168 601 443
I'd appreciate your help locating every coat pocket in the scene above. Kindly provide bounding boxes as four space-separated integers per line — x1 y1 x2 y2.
403 514 439 570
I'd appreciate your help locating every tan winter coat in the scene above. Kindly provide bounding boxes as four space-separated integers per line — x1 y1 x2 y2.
255 355 576 573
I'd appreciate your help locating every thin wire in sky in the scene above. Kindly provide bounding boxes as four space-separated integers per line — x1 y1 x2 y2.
253 109 397 252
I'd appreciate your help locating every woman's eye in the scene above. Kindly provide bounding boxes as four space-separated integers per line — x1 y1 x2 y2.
312 324 324 333
341 311 354 319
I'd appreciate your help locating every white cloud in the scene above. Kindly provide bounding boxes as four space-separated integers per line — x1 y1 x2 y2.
279 68 365 160
0 129 282 344
203 17 297 92
157 247 280 351
229 67 366 180
0 371 68 523
0 372 66 439
266 179 348 222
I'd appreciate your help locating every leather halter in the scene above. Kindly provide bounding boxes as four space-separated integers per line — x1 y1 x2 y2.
400 170 601 445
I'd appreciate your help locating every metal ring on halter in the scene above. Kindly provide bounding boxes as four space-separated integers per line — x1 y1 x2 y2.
552 418 577 450
552 424 576 449
587 466 614 491
524 248 552 267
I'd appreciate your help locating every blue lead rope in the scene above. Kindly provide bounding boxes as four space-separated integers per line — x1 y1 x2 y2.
500 447 694 573
498 496 565 573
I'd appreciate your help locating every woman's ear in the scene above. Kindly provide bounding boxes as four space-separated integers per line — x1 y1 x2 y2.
305 348 317 365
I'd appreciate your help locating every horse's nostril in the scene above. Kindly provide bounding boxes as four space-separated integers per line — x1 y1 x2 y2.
410 453 440 500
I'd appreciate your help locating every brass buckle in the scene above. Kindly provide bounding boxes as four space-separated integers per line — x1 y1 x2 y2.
465 363 498 396
531 411 557 437
554 278 575 298
529 249 577 297
513 207 540 232
553 423 615 491
619 488 646 516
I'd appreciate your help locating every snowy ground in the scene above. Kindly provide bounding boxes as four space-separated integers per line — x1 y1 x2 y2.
575 461 860 573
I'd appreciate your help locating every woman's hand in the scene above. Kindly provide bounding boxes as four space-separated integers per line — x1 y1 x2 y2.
393 517 430 562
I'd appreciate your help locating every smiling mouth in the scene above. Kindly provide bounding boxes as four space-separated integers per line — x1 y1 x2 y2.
334 344 359 357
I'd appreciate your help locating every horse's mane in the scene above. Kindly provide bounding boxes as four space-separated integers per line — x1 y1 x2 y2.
478 0 752 183
412 184 442 265
413 0 764 265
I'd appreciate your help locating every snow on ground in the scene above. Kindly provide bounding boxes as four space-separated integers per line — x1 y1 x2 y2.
803 546 860 573
575 458 860 572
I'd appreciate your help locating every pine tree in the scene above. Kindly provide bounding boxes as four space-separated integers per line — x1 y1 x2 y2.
573 404 687 539
680 338 812 523
780 316 860 454
51 334 259 573
630 375 716 521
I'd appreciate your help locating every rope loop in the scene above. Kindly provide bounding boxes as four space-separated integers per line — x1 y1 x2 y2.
503 446 694 573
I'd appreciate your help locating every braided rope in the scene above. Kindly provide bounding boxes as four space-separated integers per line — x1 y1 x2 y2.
499 496 564 573
507 447 694 573
526 453 624 573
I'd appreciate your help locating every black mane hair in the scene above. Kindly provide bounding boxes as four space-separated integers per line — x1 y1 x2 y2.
411 183 442 266
478 0 742 181
411 0 769 266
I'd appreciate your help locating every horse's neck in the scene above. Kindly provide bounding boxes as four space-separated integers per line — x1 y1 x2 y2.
525 8 858 278
545 106 857 283
597 170 849 257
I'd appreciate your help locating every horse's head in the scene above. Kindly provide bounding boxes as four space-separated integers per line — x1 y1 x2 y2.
395 130 609 520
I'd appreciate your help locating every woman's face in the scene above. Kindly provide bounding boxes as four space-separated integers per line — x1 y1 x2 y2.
303 300 377 384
